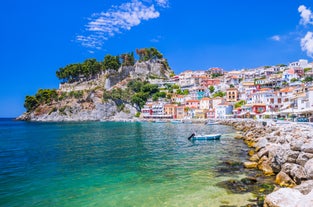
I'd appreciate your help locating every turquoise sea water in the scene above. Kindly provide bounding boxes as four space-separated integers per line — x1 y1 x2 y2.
0 119 255 207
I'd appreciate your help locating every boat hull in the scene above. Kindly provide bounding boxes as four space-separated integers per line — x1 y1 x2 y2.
190 134 221 140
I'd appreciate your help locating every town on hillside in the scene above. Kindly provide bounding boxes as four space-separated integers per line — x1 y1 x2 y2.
140 59 313 122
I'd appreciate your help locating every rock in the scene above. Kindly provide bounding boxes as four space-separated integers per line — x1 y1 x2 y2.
286 150 300 163
244 161 258 169
258 156 274 176
248 149 255 156
296 190 313 207
234 134 244 139
241 177 258 185
301 141 313 154
264 188 303 207
268 144 289 173
290 139 304 151
275 171 296 187
294 180 313 195
281 163 307 184
257 148 269 159
255 138 268 151
296 152 313 167
249 154 260 162
305 158 313 179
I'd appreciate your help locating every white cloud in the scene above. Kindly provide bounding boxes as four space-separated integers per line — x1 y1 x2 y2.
298 5 313 25
301 31 313 57
77 0 161 50
271 35 281 41
150 35 163 42
155 0 169 8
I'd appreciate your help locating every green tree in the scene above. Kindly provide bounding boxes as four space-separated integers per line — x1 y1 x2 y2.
304 68 312 73
183 89 189 95
103 55 121 70
212 91 225 98
24 95 39 112
290 78 298 83
35 89 58 104
127 79 144 93
302 76 313 83
209 85 215 93
234 100 246 108
141 83 159 95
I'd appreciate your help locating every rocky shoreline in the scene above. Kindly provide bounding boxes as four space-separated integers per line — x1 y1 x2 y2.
218 119 313 207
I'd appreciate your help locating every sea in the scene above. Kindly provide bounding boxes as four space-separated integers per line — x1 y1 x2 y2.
0 118 265 207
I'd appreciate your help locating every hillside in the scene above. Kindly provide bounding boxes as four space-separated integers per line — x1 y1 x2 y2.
17 48 173 121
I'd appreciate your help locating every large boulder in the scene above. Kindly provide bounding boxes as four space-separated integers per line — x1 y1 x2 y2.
275 171 296 187
294 180 313 195
281 163 307 184
301 141 313 154
255 138 268 151
305 158 313 179
258 156 274 176
296 152 313 167
264 188 303 207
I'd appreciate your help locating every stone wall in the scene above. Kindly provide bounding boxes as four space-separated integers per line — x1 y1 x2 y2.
218 119 313 207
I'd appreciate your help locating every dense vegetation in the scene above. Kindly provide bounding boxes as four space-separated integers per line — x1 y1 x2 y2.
24 89 58 112
56 59 103 83
23 88 86 112
102 79 161 110
56 48 165 84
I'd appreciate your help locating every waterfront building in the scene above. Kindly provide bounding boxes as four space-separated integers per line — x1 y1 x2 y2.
186 100 200 109
215 103 233 118
226 88 239 103
164 104 178 119
200 97 211 110
176 106 186 119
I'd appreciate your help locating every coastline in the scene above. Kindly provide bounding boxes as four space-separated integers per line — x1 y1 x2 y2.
217 118 313 207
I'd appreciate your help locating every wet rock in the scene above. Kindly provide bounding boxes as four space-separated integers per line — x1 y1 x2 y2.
234 134 244 139
241 177 257 185
248 149 255 156
275 171 296 187
258 156 274 176
249 154 259 162
257 148 269 159
244 161 258 169
216 179 249 193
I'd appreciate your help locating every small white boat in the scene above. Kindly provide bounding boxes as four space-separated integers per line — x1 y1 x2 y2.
188 133 221 141
170 120 183 124
154 119 168 123
206 120 219 125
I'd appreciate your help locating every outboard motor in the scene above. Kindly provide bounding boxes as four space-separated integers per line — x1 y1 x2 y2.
188 133 195 140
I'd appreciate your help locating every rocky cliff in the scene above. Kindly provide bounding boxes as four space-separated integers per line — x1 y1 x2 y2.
17 59 173 121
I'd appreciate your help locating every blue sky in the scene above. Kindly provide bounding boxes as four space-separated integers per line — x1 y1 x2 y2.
1 0 313 117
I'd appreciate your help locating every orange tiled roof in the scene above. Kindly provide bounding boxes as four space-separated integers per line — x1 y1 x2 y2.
201 97 211 100
280 87 294 93
259 88 271 91
186 100 200 103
